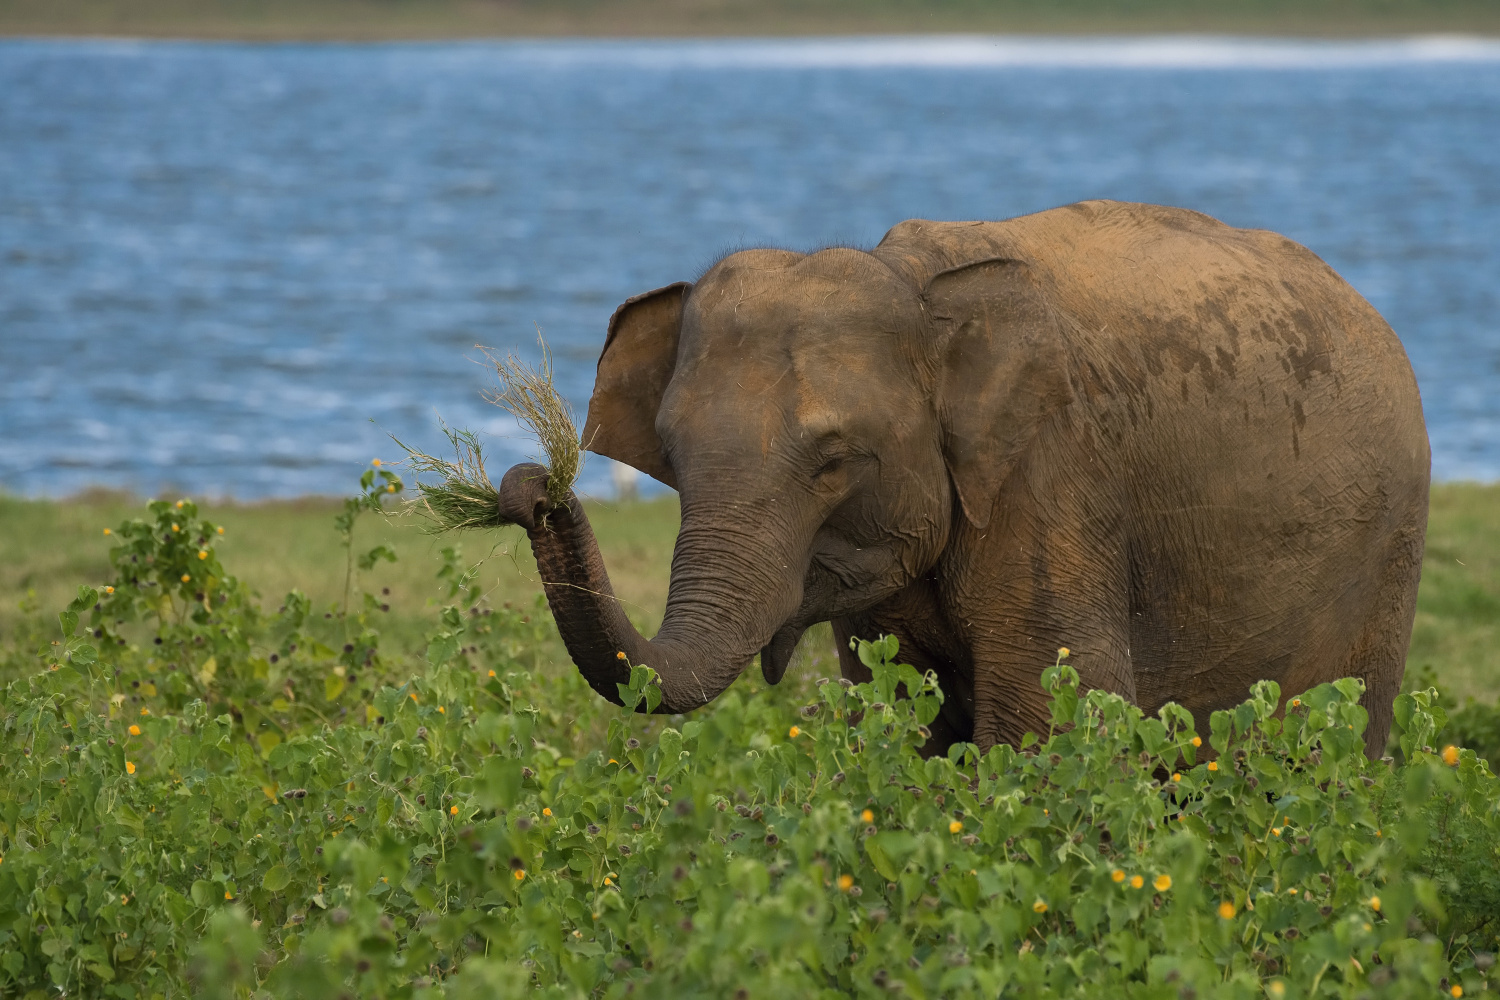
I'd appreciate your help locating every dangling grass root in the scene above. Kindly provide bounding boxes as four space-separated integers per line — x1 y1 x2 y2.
393 338 582 532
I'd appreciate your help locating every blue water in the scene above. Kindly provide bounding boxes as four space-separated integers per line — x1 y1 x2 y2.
2 36 1498 498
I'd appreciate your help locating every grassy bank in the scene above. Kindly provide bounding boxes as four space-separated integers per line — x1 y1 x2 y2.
2 0 1499 41
2 481 1497 700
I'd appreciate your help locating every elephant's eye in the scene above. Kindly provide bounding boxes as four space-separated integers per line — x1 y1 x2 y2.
814 455 844 479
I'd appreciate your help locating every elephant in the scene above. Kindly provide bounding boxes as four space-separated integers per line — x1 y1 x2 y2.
495 199 1429 757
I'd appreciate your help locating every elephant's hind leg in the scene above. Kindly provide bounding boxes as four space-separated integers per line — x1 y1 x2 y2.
1340 520 1426 757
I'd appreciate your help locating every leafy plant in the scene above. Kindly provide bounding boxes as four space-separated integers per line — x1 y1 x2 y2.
1 485 1498 998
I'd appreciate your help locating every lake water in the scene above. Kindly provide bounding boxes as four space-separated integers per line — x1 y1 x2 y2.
2 36 1498 499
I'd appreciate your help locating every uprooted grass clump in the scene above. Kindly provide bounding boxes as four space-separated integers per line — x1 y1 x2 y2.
394 341 582 533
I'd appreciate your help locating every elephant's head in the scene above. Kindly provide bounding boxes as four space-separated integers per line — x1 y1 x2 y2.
499 245 1070 711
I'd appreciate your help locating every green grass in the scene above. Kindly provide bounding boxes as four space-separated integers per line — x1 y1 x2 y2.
3 481 1496 700
2 0 1499 40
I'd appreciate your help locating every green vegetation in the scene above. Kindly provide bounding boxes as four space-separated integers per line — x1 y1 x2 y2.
2 0 1498 40
0 476 1497 996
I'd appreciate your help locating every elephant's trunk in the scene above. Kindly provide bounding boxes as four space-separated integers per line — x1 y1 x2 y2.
497 463 796 713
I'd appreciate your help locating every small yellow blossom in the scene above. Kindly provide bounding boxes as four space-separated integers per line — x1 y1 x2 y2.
175 501 184 509
488 669 496 677
543 807 553 817
1287 887 1298 896
1452 986 1464 998
171 523 180 532
180 574 190 582
105 586 115 594
1130 875 1144 889
603 876 612 886
224 891 233 900
141 708 150 716
438 706 446 714
514 869 526 881
409 692 418 702
1207 761 1218 772
450 805 458 816
121 895 129 904
1272 827 1282 837
608 759 618 765
949 820 963 834
1443 745 1460 766
861 809 874 823
103 528 112 535
1154 874 1172 892
1111 869 1125 883
129 725 140 736
788 726 800 738
372 458 382 466
616 651 627 661
1291 698 1301 707
198 550 208 560
1171 773 1181 783
125 761 136 774
1032 899 1048 913
1217 900 1236 919
1375 828 1382 837
1190 736 1202 747
838 874 854 891
386 485 395 493
1057 647 1070 658
1268 982 1286 999
217 526 224 534
1369 895 1381 912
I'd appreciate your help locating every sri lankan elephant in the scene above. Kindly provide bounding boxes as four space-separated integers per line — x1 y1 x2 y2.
496 199 1429 757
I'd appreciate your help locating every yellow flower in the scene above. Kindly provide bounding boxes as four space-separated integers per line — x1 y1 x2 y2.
217 526 224 535
1375 828 1382 838
514 869 526 881
616 651 627 661
1130 875 1144 889
126 760 136 774
1443 745 1460 766
104 586 114 595
175 501 184 509
788 726 800 738
543 807 553 817
1154 874 1172 892
861 809 874 823
409 692 418 702
608 759 618 765
1268 982 1286 999
450 805 458 815
1291 698 1301 707
386 485 396 493
1032 899 1048 913
129 725 141 736
372 458 382 466
1272 827 1282 837
603 876 612 886
949 820 963 834
1207 761 1218 772
1369 895 1381 912
438 706 446 714
1171 773 1181 783
121 894 129 904
1057 647 1070 658
1217 900 1235 919
224 891 233 899
103 528 111 535
1190 736 1202 747
171 523 180 532
1452 986 1464 998
1111 869 1125 883
180 574 190 583
141 707 150 716
1287 887 1298 896
198 550 208 560
838 874 854 892
487 669 496 678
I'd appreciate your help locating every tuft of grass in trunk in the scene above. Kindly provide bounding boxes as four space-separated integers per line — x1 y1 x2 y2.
393 337 582 532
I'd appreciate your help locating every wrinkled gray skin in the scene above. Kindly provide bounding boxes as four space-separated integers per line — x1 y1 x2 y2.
496 200 1429 757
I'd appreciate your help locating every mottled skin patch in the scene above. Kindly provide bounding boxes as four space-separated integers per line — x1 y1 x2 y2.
499 199 1429 758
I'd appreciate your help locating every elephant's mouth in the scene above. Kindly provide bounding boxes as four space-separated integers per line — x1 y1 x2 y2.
758 620 808 685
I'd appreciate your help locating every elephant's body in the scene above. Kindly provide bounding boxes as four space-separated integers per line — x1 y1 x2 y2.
837 202 1429 751
498 200 1429 757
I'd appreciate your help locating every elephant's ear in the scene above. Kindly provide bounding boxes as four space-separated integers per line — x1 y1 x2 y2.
923 258 1072 529
582 282 691 490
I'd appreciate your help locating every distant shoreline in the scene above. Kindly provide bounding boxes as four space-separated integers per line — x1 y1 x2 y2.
2 0 1498 43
